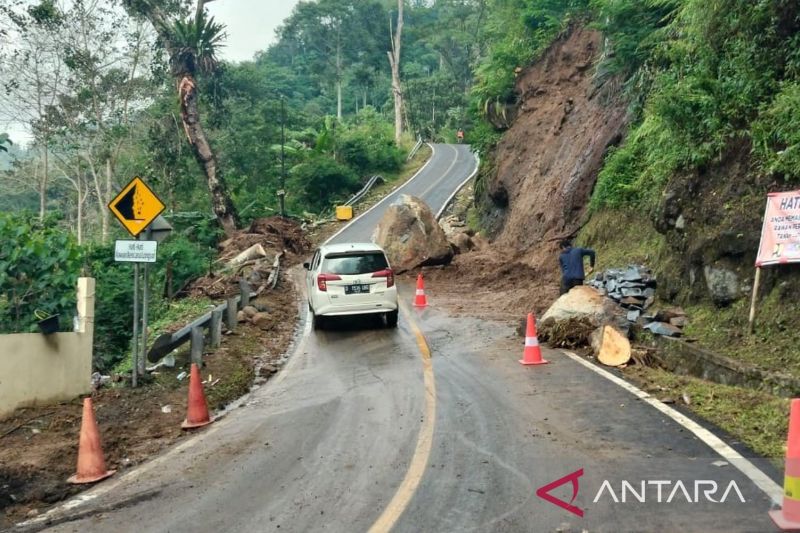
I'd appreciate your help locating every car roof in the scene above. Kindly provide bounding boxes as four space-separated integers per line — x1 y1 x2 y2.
319 242 385 255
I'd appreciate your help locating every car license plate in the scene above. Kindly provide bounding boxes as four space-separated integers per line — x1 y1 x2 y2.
344 284 370 295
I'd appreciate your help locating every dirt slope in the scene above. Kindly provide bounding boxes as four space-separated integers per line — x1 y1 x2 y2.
427 26 627 317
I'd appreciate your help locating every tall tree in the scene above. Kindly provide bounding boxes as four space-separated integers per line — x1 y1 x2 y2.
0 1 66 220
279 0 386 121
388 0 404 142
53 0 154 242
121 0 239 235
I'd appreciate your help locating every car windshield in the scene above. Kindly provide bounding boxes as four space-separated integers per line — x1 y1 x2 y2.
322 252 388 275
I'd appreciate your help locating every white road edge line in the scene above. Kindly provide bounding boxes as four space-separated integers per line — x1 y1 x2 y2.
435 149 480 219
560 350 784 506
326 143 437 244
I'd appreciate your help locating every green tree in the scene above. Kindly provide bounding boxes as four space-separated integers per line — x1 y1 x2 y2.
121 0 239 235
277 0 387 120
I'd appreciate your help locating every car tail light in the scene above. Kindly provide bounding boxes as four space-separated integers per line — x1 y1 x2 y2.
317 273 341 292
371 269 394 288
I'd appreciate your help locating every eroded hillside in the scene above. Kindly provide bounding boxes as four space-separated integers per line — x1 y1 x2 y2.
429 26 627 317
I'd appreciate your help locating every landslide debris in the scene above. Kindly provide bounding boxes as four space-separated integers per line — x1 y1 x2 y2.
425 26 628 318
188 216 310 299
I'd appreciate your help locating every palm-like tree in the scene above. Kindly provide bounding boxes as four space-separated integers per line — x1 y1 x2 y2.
122 0 239 235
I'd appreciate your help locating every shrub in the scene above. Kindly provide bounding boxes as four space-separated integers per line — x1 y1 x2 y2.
753 82 800 180
0 212 82 333
288 155 359 213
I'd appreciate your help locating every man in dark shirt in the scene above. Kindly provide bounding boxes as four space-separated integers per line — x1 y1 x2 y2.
559 240 596 295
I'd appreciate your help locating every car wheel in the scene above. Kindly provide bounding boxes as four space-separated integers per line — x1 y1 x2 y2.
312 311 324 331
385 310 399 328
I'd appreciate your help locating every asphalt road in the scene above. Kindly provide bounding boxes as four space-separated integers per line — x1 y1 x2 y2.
328 143 477 244
28 144 780 533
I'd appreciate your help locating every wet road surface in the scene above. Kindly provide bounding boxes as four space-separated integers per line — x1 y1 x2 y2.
28 145 781 533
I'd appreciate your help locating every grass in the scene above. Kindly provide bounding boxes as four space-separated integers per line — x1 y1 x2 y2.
112 296 214 375
204 329 261 411
683 290 800 376
579 207 793 461
626 365 789 461
466 206 482 234
577 209 672 273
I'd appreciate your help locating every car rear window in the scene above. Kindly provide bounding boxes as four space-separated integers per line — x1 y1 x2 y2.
322 252 388 275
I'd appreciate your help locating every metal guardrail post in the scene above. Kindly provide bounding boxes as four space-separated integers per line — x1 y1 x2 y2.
210 309 223 348
240 280 251 308
226 297 238 332
190 326 204 366
407 137 423 161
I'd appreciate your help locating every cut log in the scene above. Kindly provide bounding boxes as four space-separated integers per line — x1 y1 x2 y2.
591 325 631 367
227 244 268 267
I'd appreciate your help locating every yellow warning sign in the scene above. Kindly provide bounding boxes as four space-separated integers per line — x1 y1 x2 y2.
108 177 165 237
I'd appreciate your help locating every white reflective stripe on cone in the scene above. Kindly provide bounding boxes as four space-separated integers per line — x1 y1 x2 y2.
525 337 539 347
416 289 425 295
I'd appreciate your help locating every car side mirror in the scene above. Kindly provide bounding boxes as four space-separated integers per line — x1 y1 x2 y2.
303 262 310 270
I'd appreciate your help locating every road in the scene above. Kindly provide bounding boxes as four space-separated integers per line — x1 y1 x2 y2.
28 144 780 533
328 143 477 244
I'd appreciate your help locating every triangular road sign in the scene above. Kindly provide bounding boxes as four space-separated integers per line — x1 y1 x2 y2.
108 177 165 237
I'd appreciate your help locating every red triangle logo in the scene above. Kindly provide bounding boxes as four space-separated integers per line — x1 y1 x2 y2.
536 468 584 517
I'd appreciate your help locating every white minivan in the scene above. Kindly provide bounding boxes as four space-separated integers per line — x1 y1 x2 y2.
304 243 398 330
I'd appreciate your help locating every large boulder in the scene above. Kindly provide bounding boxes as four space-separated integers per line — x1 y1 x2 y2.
372 195 453 272
541 286 622 327
703 265 741 306
539 286 626 347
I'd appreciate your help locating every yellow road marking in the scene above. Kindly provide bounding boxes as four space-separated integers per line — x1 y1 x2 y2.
367 303 437 533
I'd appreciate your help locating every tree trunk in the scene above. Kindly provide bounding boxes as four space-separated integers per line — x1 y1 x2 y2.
41 145 48 221
85 156 108 243
336 33 343 120
120 0 238 237
337 78 343 121
177 74 238 235
103 158 111 242
387 0 405 143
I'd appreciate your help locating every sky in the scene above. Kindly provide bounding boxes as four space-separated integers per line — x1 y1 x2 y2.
1 0 301 147
207 0 301 63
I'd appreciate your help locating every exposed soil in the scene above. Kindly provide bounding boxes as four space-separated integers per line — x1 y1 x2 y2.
0 266 300 529
424 26 628 321
188 216 310 299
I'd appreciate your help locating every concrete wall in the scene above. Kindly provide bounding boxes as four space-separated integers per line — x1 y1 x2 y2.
653 335 800 397
0 278 95 419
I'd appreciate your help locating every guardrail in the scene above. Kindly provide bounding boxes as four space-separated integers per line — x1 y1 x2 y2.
407 136 423 161
344 174 384 207
147 252 283 365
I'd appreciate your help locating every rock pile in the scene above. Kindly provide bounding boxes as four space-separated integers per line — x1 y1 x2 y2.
586 265 656 322
586 265 687 337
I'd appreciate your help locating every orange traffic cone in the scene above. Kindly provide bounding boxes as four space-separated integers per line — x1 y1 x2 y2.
67 398 116 484
770 399 800 529
519 312 548 366
414 273 428 307
181 363 213 429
